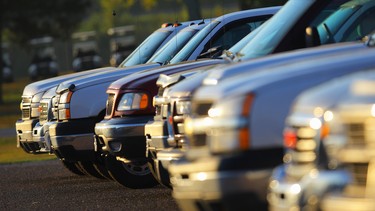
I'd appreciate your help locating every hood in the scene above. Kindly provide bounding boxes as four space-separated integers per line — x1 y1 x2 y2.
168 67 223 98
56 63 161 93
203 41 368 85
205 45 375 101
108 59 227 90
22 67 115 96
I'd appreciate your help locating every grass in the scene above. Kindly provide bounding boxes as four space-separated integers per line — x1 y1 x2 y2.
0 78 58 164
0 137 56 164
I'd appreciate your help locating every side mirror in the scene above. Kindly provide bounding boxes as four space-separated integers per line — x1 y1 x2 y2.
305 26 321 47
198 46 223 59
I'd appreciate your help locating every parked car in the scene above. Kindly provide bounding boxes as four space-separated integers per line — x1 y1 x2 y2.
2 55 13 83
45 19 215 180
107 25 136 66
146 0 375 189
145 39 366 188
71 31 103 72
168 35 375 210
267 71 365 210
92 7 278 188
318 71 375 210
15 23 189 175
28 37 59 81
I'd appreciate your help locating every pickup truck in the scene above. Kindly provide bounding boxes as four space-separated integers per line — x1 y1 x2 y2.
44 18 217 181
145 0 375 189
169 36 375 210
268 67 375 210
318 71 375 210
16 22 189 175
89 7 278 188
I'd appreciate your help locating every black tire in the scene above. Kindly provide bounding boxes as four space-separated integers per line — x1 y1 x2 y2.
105 155 158 189
147 155 172 188
93 160 113 180
61 160 86 176
77 161 106 179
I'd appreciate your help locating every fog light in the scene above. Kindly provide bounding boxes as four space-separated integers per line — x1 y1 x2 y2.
109 142 122 152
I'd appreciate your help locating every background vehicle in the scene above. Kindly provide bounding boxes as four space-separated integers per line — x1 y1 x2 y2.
71 31 103 72
2 43 13 83
93 7 278 188
107 25 136 67
28 37 59 81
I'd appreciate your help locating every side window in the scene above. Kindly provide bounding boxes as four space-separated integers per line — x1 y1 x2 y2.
342 7 375 41
200 16 271 58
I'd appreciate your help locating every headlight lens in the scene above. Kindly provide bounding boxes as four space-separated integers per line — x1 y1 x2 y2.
59 91 73 103
58 91 73 120
175 101 191 115
32 92 44 103
117 93 148 111
30 92 45 118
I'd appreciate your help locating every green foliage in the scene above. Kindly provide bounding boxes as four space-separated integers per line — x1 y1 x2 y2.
1 0 92 47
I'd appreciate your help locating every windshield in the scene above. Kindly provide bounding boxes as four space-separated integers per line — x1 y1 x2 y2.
318 4 361 44
169 21 221 64
221 21 268 60
119 29 172 67
148 28 200 64
237 0 316 60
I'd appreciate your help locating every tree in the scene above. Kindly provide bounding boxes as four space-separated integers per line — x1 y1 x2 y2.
0 0 92 104
239 0 287 10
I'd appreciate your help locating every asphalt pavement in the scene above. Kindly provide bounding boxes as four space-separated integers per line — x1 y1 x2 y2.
0 159 179 211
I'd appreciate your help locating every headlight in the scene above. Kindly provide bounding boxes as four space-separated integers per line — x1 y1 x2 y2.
59 91 73 103
32 92 44 103
117 93 148 111
207 94 254 154
175 101 191 115
58 91 73 120
30 92 45 118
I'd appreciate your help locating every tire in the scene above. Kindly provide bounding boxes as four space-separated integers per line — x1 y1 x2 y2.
147 152 172 188
77 161 107 179
105 155 158 189
61 160 86 176
92 160 113 180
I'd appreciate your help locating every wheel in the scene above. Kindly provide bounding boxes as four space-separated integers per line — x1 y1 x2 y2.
147 151 172 188
104 155 158 189
92 160 113 180
61 160 86 176
77 161 107 179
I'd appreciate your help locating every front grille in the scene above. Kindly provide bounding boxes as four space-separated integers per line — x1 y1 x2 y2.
194 102 213 116
190 134 207 147
346 123 365 145
347 163 368 186
22 108 31 119
39 102 49 124
106 94 115 117
291 126 318 165
22 96 32 104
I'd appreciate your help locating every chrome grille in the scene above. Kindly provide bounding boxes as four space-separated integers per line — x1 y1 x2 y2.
194 102 212 116
346 123 365 145
347 163 368 186
106 94 115 116
291 126 318 164
22 96 32 104
22 109 31 119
